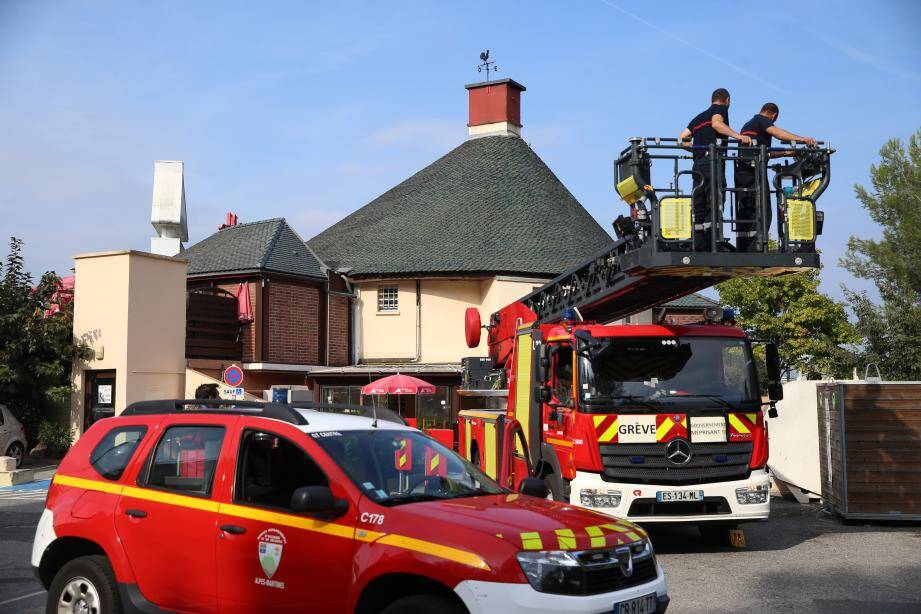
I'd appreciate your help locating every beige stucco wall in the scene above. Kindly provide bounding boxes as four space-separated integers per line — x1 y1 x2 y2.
357 276 547 364
70 251 188 435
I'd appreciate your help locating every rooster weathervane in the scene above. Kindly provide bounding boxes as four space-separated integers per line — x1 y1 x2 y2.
477 50 497 81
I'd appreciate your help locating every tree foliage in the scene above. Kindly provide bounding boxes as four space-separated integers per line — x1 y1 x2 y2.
841 128 921 379
716 266 857 380
0 237 89 442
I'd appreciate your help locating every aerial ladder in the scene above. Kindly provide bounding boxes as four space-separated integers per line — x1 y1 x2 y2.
458 137 833 528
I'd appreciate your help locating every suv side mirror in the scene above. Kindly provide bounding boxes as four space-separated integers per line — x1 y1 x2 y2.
290 486 347 518
518 477 550 499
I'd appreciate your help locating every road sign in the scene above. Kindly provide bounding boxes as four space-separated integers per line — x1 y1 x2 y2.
223 364 244 388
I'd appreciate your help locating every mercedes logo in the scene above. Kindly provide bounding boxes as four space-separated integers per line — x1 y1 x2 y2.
614 546 634 577
665 438 692 465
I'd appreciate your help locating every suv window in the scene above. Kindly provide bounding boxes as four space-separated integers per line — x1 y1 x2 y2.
145 426 225 497
90 425 147 480
235 430 328 511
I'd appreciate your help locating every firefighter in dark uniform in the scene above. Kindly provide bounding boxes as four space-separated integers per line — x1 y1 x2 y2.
679 88 751 251
734 102 817 251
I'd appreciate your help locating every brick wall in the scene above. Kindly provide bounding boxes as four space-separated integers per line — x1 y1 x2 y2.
267 282 319 364
328 294 350 366
217 282 257 362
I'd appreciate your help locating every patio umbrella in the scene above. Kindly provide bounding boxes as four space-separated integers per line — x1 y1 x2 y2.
361 373 436 395
362 373 436 422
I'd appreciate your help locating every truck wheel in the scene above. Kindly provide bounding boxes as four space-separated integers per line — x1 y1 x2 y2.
47 555 121 614
544 473 571 502
381 594 465 614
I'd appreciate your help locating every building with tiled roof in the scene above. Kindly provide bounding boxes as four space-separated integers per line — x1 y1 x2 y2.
181 217 350 392
307 78 614 428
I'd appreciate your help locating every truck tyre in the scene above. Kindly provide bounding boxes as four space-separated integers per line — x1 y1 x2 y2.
47 555 121 614
544 472 571 502
381 594 465 614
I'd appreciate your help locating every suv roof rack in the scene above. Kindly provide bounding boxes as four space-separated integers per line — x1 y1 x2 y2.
121 399 309 425
120 399 407 427
296 402 405 426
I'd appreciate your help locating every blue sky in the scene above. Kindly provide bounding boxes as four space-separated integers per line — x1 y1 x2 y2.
2 0 919 301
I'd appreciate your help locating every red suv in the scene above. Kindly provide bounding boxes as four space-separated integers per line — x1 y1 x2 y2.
32 400 669 613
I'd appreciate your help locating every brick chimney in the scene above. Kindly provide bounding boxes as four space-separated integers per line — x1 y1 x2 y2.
465 78 526 138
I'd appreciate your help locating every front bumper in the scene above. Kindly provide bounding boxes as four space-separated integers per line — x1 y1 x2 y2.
570 469 771 523
455 562 668 613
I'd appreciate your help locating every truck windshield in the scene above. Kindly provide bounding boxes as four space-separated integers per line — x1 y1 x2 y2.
578 336 759 411
311 429 505 506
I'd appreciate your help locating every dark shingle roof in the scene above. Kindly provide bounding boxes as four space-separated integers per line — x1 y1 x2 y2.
183 218 325 279
307 135 612 277
663 293 721 309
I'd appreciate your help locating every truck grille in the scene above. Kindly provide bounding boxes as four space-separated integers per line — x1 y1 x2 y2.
599 441 753 485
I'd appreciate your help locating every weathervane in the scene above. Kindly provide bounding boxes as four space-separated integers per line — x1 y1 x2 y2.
477 50 497 81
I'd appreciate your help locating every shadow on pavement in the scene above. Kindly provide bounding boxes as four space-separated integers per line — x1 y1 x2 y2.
643 495 921 555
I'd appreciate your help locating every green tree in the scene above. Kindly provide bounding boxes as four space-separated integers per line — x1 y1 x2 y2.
0 237 89 444
841 128 921 379
716 265 857 381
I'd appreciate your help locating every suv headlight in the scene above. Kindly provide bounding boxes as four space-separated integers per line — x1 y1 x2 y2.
735 484 769 504
516 550 582 594
579 488 622 508
517 540 654 595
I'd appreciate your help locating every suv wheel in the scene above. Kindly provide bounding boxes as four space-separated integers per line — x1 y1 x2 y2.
47 555 121 614
381 594 465 614
5 442 24 468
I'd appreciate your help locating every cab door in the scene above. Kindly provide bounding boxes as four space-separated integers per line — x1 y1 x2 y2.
114 415 235 613
215 419 356 613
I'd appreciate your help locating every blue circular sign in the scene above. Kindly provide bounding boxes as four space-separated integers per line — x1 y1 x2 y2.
223 364 244 388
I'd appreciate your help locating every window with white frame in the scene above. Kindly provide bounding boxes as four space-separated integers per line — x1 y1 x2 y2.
377 286 399 312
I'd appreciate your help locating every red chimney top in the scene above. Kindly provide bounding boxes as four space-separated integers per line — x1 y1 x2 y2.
219 212 239 230
465 78 526 138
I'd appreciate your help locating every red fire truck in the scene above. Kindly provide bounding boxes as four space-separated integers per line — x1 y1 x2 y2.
458 137 833 537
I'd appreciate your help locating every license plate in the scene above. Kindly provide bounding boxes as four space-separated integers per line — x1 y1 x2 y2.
613 592 657 614
656 490 703 502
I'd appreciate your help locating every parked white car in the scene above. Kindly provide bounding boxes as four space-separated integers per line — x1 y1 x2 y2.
0 404 27 468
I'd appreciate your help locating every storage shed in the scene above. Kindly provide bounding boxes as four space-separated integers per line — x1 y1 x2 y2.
817 382 921 520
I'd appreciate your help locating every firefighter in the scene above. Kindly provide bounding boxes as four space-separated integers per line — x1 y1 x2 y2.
679 88 751 251
734 102 817 251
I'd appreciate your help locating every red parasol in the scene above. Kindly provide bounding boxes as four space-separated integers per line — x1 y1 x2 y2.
361 373 436 396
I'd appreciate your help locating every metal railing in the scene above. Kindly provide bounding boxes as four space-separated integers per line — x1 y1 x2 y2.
615 137 833 255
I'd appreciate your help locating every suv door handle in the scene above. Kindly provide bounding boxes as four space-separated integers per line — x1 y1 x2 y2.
125 509 147 518
220 524 246 535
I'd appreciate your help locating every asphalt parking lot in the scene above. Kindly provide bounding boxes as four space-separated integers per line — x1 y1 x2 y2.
1 488 919 614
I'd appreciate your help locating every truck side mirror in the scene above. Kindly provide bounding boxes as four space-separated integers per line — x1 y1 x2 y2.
518 477 550 499
291 486 348 518
765 342 781 383
768 382 783 402
536 344 550 384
